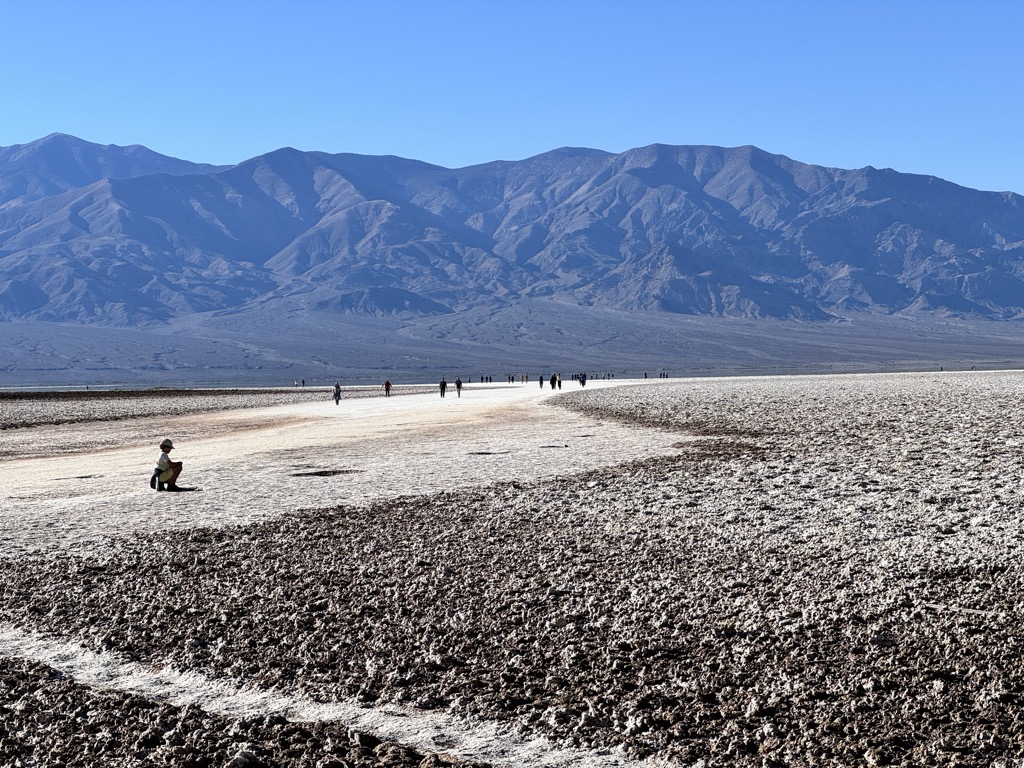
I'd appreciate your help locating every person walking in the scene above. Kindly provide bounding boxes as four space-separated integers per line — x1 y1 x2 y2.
383 380 392 397
333 382 341 405
455 377 463 397
440 377 448 398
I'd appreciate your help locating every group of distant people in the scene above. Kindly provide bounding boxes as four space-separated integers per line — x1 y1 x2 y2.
540 373 563 389
245 370 674 415
438 377 464 397
331 380 393 404
321 370 667 404
436 372 600 395
273 369 671 414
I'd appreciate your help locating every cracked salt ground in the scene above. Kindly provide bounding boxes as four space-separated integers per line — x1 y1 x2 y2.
4 372 1024 766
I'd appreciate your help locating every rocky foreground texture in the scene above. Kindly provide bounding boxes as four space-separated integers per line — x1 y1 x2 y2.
3 373 1024 766
0 657 479 768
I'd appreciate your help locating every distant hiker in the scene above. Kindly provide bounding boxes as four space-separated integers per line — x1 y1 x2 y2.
539 375 544 389
579 372 587 387
556 373 562 390
383 380 392 397
333 382 341 405
440 377 447 398
455 377 463 397
550 373 557 390
150 438 183 492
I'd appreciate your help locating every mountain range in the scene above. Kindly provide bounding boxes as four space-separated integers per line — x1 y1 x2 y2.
2 133 1024 386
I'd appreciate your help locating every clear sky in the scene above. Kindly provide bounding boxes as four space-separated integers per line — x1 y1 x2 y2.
3 1 1022 192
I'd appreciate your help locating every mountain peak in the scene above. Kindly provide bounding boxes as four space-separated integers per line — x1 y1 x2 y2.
0 134 227 207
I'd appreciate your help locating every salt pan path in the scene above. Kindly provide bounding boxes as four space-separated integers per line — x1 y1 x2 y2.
1 379 683 767
2 380 683 558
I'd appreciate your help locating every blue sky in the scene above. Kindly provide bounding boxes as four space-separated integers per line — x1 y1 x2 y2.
3 1 1022 192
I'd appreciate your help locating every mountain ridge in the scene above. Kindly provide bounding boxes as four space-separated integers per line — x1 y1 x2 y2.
0 133 227 206
2 134 1024 383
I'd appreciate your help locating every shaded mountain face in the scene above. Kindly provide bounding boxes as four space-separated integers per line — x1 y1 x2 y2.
1 136 1023 325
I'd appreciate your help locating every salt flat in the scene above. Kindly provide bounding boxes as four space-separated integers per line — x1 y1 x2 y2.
2 372 1023 767
1 379 678 558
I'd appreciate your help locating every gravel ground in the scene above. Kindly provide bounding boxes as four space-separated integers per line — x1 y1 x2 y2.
3 372 1024 766
0 386 438 452
0 389 332 431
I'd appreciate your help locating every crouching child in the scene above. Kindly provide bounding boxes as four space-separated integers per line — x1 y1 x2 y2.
150 438 183 491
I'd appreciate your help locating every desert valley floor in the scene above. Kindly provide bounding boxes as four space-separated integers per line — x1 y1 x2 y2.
2 373 1023 767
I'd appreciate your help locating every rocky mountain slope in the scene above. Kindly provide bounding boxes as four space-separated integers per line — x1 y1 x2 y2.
3 135 1024 326
0 132 224 206
3 134 1024 385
